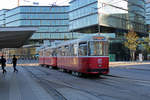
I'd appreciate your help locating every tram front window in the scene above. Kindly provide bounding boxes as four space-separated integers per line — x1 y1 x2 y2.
89 41 108 56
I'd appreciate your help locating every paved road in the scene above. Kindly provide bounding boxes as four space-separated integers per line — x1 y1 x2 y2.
110 64 150 81
0 64 150 100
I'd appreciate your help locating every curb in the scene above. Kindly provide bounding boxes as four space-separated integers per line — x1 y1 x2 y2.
109 62 150 67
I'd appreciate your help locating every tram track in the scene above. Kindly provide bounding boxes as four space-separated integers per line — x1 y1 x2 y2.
24 66 150 100
39 66 135 98
31 65 150 87
104 74 150 84
23 66 68 100
36 66 150 99
23 66 104 100
35 66 137 100
95 74 150 99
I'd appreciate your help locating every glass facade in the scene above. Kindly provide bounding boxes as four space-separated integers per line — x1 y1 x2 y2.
0 6 74 44
0 9 8 27
69 0 146 33
146 0 150 33
0 6 72 58
98 0 145 33
69 0 98 31
69 0 147 61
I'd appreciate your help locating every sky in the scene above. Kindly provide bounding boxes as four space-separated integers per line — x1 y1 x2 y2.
0 0 70 10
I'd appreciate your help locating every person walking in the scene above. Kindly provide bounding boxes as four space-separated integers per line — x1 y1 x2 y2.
0 56 7 74
12 55 18 72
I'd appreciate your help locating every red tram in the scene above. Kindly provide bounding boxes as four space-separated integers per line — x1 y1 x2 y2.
39 35 109 75
39 46 57 68
39 48 45 65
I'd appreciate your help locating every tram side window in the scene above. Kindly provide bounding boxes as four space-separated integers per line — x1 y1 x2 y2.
52 49 57 56
61 46 66 56
64 46 70 56
44 50 47 57
70 45 73 56
78 42 88 56
70 44 78 56
39 51 43 56
103 42 109 56
50 49 52 56
57 47 62 56
46 49 51 57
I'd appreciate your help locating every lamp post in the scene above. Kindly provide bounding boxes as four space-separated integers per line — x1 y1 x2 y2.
71 22 73 39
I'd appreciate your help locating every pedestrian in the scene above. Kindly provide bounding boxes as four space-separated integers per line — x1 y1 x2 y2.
12 55 18 72
0 55 7 74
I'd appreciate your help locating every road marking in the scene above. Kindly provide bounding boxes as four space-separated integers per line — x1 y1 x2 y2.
137 83 150 87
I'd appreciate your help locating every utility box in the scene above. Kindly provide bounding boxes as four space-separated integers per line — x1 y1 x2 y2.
109 54 116 61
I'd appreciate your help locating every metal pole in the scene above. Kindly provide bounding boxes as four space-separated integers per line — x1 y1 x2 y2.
72 22 73 39
18 0 20 6
98 11 100 34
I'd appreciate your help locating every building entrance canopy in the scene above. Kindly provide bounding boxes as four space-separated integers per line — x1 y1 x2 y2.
0 27 37 48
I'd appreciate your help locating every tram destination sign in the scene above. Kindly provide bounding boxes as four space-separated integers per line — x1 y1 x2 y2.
93 36 105 40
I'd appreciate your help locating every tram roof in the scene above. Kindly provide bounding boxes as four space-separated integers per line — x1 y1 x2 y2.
49 35 108 49
39 35 108 51
0 27 37 48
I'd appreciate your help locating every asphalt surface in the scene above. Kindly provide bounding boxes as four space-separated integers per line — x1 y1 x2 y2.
0 64 150 100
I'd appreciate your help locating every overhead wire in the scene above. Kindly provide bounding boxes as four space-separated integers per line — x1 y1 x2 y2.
54 0 70 6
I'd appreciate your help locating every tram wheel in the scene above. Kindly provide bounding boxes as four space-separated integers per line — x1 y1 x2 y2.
67 70 72 74
41 64 44 67
59 68 64 72
72 71 82 77
63 69 67 72
49 66 52 69
71 71 76 75
46 65 49 68
76 72 82 77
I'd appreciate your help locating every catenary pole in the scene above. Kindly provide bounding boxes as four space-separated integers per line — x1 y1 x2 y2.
18 0 20 6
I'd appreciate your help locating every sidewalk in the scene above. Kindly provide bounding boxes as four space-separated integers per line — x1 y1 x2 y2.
109 61 150 67
0 66 54 100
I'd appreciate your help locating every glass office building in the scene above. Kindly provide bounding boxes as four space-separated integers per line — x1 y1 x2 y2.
146 0 150 23
0 9 7 27
146 0 150 32
0 6 71 58
0 6 73 45
69 0 147 61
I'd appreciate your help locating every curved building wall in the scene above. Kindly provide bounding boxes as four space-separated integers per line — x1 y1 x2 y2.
98 0 145 33
146 0 150 24
70 0 146 33
3 6 72 40
0 9 8 27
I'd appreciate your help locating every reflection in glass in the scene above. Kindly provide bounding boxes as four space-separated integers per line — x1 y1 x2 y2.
89 41 108 56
